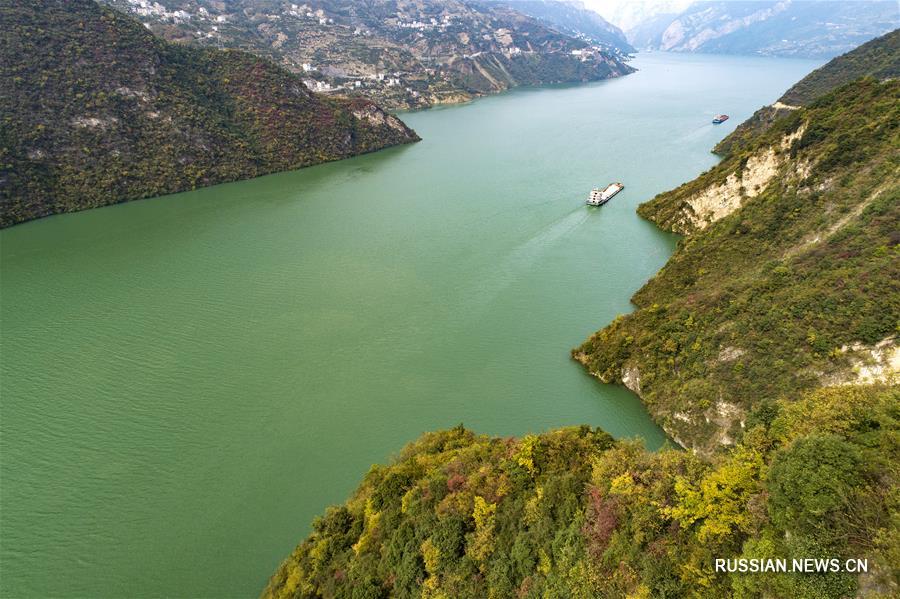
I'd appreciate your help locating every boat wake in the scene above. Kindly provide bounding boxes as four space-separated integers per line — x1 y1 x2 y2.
463 208 590 314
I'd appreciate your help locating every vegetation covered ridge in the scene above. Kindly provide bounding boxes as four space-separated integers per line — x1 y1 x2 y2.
0 0 419 228
575 74 899 454
264 385 899 599
714 28 900 156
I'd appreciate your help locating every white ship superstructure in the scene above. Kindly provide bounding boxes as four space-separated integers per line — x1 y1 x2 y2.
586 182 624 206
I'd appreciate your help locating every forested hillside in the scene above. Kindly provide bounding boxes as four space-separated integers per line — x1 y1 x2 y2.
0 0 418 227
264 385 898 598
715 29 900 155
578 78 899 453
578 32 900 453
780 28 900 105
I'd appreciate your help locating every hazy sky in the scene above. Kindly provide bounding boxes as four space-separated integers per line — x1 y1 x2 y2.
582 0 695 31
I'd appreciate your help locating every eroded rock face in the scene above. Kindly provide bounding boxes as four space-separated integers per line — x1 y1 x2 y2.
831 337 900 386
351 103 410 134
621 366 641 394
681 126 806 230
71 116 119 129
707 400 745 447
657 399 746 455
717 346 745 363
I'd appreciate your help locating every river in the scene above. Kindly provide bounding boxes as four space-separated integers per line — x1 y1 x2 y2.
0 53 820 597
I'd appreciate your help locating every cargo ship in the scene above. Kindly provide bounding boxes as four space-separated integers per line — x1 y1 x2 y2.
712 114 729 124
586 182 624 206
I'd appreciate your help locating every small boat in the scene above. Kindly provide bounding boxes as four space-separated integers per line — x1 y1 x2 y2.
587 182 624 206
712 114 729 124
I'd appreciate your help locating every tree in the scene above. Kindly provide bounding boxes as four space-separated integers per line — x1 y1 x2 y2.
767 433 864 546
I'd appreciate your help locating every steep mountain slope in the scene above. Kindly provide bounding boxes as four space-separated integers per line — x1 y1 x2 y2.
626 11 682 49
491 0 634 52
576 78 899 453
715 29 900 155
588 0 692 37
101 0 635 109
264 385 898 598
779 28 900 105
0 0 418 228
637 0 898 58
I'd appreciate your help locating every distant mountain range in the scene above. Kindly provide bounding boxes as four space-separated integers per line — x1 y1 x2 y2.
608 0 899 58
101 0 635 110
490 0 634 52
586 0 692 37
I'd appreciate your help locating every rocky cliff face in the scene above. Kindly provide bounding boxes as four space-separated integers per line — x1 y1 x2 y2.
650 126 805 234
0 0 419 227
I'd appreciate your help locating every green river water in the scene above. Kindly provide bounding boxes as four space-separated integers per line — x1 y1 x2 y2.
0 53 820 597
